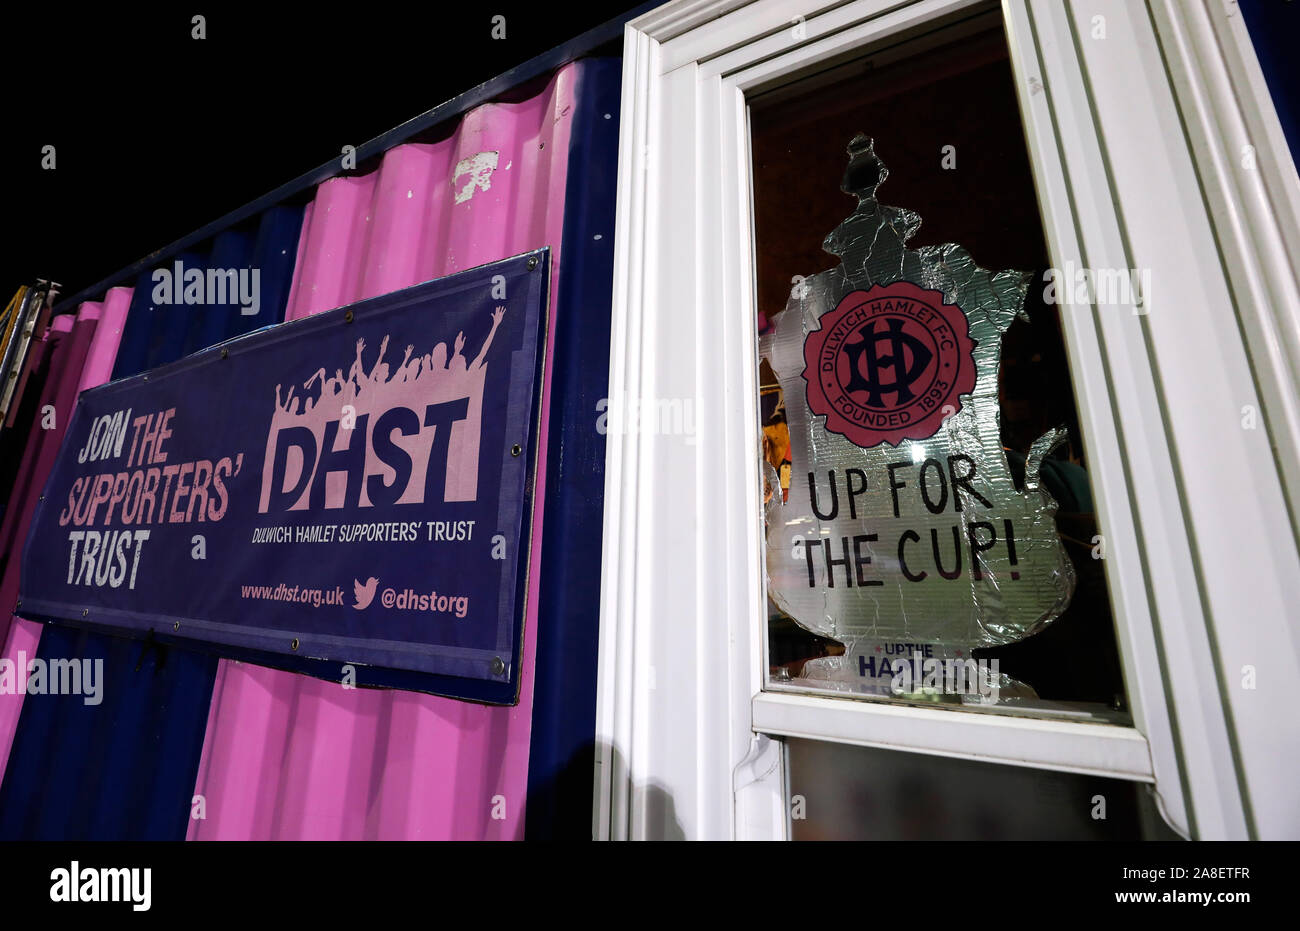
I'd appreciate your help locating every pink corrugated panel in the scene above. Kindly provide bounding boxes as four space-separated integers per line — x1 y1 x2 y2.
75 287 132 394
189 63 581 839
0 287 132 783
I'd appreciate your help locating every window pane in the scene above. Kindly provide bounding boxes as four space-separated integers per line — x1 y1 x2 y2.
787 739 1180 840
752 13 1129 723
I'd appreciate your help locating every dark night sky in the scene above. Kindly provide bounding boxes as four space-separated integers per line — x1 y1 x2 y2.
5 1 1295 311
2 3 649 306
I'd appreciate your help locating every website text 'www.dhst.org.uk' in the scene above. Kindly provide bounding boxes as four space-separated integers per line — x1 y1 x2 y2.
241 582 345 608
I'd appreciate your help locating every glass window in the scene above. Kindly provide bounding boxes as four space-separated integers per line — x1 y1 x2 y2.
787 739 1180 840
751 11 1129 724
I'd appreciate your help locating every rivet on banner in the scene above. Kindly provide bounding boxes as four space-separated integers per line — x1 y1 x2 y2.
345 310 354 324
491 657 506 675
526 256 539 271
291 638 300 651
511 444 522 457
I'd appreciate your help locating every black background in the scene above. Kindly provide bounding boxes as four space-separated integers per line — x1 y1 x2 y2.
0 840 1277 915
2 2 647 304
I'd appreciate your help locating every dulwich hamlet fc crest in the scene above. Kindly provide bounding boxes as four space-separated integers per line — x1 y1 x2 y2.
802 281 976 448
760 136 1076 665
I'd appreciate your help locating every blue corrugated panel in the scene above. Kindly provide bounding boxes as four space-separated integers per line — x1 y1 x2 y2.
525 56 621 839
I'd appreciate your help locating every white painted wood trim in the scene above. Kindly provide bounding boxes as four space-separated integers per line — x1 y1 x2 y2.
596 0 1300 840
754 691 1156 781
1003 0 1209 841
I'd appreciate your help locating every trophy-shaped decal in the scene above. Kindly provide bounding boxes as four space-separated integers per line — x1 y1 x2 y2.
761 136 1075 682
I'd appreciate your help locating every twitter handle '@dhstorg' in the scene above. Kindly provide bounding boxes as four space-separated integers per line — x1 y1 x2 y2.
378 586 470 617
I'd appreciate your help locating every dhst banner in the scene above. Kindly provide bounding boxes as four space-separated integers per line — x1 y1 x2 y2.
19 250 550 703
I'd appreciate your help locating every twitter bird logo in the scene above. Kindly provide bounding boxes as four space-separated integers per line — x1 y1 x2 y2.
353 577 379 610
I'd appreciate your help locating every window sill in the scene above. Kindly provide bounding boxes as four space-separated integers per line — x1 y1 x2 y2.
753 689 1154 781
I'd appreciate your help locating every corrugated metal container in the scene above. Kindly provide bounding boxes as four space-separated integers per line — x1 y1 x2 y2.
191 63 580 841
0 202 304 840
0 54 621 841
0 287 130 779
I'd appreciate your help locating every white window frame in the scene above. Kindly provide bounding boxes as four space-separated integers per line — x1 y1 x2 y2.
596 0 1300 841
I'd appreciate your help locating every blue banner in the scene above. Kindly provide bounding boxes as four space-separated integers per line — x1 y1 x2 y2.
19 250 550 704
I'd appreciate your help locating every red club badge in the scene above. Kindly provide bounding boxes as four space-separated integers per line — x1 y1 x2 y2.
801 281 976 448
